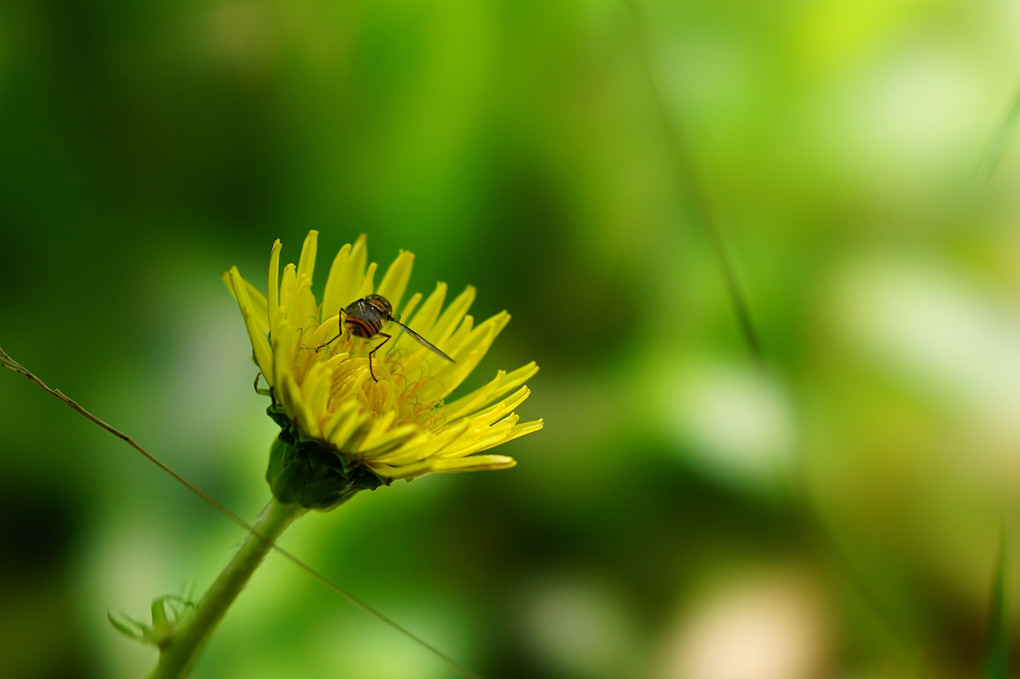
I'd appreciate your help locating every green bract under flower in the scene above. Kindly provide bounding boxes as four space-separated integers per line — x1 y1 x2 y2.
224 231 541 507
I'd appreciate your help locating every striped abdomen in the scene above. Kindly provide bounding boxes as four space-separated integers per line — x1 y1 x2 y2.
344 313 382 338
343 294 393 339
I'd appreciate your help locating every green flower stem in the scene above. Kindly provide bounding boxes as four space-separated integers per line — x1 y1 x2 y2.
149 498 307 679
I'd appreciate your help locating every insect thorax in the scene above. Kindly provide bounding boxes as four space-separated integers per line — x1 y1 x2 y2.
343 296 390 339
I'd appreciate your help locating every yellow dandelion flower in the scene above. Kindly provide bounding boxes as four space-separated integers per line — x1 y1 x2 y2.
224 231 542 509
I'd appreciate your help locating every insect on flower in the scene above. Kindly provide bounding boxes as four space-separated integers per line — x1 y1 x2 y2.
317 294 455 382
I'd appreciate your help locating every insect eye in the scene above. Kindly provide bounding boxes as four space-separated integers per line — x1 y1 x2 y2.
367 294 392 314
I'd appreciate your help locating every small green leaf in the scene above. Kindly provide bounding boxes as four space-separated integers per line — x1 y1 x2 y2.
108 595 197 648
150 598 170 630
108 611 152 644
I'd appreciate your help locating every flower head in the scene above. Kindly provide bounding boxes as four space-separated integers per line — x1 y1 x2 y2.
224 231 542 507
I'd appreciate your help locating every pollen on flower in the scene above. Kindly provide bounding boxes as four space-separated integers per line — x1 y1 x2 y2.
224 231 542 499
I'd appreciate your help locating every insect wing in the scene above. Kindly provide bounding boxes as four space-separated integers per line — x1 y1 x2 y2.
390 318 456 363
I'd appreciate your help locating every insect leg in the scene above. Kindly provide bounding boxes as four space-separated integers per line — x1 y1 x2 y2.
367 332 391 382
316 309 348 351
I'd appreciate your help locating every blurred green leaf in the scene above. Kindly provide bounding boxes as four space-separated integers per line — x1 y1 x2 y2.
982 520 1010 679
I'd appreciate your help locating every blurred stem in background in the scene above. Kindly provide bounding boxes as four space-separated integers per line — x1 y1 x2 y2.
976 79 1020 182
622 5 1019 676
981 518 1010 679
622 0 763 365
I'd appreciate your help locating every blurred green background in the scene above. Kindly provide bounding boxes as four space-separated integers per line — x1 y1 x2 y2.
2 0 1020 677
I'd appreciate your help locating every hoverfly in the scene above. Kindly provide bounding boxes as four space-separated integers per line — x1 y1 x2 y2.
317 294 455 381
